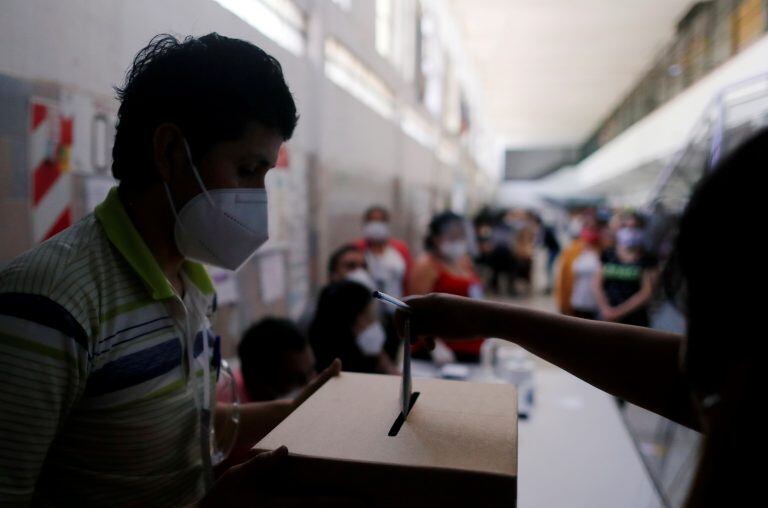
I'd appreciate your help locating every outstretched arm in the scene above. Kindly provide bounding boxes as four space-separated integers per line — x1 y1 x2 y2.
400 294 698 430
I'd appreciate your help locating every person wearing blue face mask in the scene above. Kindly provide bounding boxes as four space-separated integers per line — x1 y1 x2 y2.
0 33 340 506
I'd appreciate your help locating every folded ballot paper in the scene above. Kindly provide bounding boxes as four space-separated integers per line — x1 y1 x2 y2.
254 372 517 506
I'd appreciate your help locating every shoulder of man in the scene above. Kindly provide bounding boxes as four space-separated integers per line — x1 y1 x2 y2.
0 216 122 502
0 215 112 349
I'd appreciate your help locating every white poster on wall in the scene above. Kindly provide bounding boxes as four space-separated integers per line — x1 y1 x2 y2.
207 266 240 306
85 176 116 212
259 251 286 304
62 91 116 176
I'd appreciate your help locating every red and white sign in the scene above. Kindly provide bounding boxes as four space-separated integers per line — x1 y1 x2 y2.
29 100 73 242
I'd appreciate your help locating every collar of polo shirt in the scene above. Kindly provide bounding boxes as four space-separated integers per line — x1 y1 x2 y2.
95 187 215 300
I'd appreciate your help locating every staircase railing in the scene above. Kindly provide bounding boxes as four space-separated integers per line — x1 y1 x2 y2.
648 72 768 211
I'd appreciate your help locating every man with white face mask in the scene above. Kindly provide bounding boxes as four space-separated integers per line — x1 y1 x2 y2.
0 33 339 507
353 205 412 302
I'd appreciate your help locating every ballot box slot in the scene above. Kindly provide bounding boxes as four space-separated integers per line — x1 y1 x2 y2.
387 391 420 437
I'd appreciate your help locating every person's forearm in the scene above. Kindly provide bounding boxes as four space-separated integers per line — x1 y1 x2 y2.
594 290 611 314
614 273 656 319
238 400 292 447
464 300 698 429
612 288 651 319
218 400 292 463
592 274 611 312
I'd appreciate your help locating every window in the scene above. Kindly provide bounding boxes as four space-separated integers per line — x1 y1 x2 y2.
417 9 444 119
400 106 438 149
375 0 395 59
324 38 395 119
376 0 418 81
213 0 306 56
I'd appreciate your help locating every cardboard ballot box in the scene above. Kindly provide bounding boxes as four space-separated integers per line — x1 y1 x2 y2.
255 372 517 506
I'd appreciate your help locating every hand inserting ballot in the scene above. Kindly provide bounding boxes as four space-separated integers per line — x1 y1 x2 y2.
393 293 487 348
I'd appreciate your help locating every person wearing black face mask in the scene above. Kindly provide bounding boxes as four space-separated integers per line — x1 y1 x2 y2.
395 129 766 507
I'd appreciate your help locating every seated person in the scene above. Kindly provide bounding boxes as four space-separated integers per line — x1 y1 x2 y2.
310 280 398 375
353 205 412 299
235 317 317 402
297 244 369 333
329 244 370 282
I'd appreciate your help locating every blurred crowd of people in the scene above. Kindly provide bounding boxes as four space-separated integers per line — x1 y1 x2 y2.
228 202 677 405
474 208 561 295
230 205 490 403
556 209 664 327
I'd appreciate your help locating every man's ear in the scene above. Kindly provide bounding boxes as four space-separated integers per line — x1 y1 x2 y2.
152 123 186 183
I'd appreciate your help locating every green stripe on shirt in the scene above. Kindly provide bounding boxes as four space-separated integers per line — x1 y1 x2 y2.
0 188 216 506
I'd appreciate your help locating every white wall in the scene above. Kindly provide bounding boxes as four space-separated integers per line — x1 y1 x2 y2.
0 0 498 344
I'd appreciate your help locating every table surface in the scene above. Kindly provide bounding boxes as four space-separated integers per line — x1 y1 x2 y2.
412 359 663 508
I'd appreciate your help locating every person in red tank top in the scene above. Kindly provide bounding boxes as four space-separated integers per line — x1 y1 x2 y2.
410 211 485 361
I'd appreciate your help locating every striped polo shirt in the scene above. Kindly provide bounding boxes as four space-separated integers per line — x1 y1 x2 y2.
0 187 218 506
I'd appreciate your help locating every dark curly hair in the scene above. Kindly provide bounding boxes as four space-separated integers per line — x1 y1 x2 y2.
363 205 390 222
238 317 307 395
112 33 298 188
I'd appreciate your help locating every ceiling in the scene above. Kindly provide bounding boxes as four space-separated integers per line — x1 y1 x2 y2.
446 0 697 148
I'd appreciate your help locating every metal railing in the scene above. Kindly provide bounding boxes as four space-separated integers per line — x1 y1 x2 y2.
582 0 768 163
622 71 768 508
648 71 768 211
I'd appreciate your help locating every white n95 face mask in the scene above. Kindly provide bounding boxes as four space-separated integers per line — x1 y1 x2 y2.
362 221 390 242
440 240 468 261
356 321 386 356
345 268 377 291
163 139 269 271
